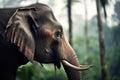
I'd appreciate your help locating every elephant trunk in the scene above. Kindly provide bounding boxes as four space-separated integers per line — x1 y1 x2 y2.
62 52 82 80
60 36 92 80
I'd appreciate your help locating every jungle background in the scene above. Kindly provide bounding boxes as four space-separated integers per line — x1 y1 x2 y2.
0 0 120 80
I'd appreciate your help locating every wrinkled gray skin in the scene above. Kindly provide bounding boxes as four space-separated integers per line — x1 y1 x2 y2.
0 3 92 80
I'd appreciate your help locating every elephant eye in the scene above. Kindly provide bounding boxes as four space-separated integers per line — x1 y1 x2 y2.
55 30 62 38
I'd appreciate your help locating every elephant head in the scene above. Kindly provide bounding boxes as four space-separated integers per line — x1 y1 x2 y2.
5 3 92 80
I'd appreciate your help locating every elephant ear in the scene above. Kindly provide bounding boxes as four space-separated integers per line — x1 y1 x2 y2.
5 8 36 61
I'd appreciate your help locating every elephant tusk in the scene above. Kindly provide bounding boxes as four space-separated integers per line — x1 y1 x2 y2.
62 60 93 71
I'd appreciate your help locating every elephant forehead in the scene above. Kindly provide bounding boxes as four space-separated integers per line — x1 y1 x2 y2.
39 11 57 24
31 4 62 29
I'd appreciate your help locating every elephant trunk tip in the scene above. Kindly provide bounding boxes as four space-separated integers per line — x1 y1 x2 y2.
61 60 93 71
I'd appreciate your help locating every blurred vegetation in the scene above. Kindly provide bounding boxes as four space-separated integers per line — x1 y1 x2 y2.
16 62 67 80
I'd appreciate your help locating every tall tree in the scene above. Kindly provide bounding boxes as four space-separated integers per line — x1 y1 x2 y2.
84 0 89 53
67 0 73 46
96 0 107 80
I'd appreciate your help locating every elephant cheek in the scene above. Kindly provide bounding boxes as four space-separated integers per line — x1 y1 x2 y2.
34 46 54 63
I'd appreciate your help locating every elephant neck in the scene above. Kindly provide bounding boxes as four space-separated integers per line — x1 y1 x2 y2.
0 44 29 80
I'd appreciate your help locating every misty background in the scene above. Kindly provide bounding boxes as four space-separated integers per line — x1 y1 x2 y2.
0 0 120 80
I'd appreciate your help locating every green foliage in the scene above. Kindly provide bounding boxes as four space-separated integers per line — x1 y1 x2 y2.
39 64 67 80
16 62 67 80
16 62 40 80
108 23 120 79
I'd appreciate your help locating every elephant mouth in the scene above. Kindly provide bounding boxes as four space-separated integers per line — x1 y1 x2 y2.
61 60 93 71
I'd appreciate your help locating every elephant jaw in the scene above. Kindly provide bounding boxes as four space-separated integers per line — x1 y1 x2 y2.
61 60 93 71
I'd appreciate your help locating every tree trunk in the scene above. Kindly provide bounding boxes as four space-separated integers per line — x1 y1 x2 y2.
84 0 89 53
67 0 73 46
96 0 107 80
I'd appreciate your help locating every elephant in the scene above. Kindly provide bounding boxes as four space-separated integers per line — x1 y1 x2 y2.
0 3 92 80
